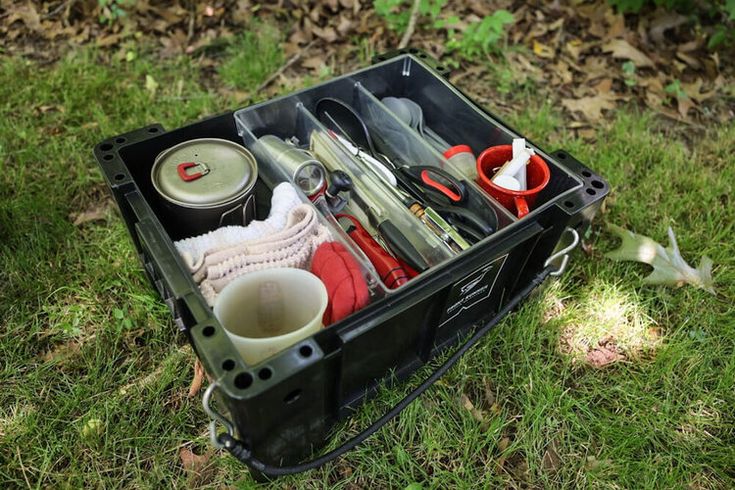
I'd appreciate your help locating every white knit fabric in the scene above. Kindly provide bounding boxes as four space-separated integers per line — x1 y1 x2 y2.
174 182 303 270
191 204 331 305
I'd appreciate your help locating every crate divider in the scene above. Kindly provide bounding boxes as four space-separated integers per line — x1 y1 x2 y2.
235 115 389 305
351 82 518 233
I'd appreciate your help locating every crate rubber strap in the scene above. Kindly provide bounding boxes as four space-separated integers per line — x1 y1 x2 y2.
216 265 554 476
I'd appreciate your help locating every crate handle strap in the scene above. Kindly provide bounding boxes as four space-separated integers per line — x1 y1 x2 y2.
209 265 554 476
544 227 579 277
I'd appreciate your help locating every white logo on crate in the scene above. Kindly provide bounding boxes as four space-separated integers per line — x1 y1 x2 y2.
459 276 484 295
439 253 509 329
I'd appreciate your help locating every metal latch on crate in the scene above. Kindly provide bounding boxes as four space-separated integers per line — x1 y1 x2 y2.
543 227 580 276
203 382 235 450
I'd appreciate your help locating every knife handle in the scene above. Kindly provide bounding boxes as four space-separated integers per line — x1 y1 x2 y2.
377 220 430 273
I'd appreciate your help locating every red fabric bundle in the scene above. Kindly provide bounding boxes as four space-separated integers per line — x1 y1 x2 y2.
310 241 370 325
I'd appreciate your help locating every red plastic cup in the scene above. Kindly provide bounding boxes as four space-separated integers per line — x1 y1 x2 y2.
476 145 550 219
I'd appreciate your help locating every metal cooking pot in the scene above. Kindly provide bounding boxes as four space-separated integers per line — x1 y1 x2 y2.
151 138 258 235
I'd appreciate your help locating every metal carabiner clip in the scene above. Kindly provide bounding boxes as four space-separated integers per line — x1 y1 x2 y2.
203 381 235 450
544 227 580 277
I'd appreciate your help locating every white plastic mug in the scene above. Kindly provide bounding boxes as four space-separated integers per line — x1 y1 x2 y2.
213 268 328 365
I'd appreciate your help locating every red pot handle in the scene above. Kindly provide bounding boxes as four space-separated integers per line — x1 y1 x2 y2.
177 162 209 182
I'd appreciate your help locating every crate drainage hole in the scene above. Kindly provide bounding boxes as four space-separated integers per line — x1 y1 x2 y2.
202 325 216 337
564 201 575 208
284 389 302 404
582 170 592 177
299 345 313 358
235 373 253 390
222 359 235 371
258 368 273 380
557 152 567 160
148 127 159 133
591 180 604 189
100 143 113 151
586 188 597 196
115 137 126 144
103 154 114 161
114 174 125 181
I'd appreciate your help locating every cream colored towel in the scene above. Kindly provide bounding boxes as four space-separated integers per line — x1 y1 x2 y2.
193 203 331 305
174 182 303 270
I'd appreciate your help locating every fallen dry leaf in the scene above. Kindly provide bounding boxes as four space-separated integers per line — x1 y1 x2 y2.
69 199 112 226
459 393 487 425
179 446 212 475
682 79 717 103
533 40 555 59
676 51 701 70
311 25 338 43
301 55 326 71
565 39 583 59
676 96 696 118
495 436 512 472
586 344 623 367
562 93 618 122
649 12 688 44
602 39 654 68
187 358 205 398
542 437 563 473
8 3 43 33
606 224 715 293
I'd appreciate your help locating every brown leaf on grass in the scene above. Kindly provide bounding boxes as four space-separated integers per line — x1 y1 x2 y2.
301 55 326 72
532 40 555 59
649 12 688 44
188 359 205 398
682 79 718 103
602 39 655 68
579 56 611 82
483 378 497 408
604 12 627 40
69 199 112 226
312 25 338 43
676 51 702 70
550 60 573 85
459 393 486 424
495 436 512 472
42 341 82 365
542 437 563 473
564 39 583 60
676 96 696 118
562 93 618 122
336 15 353 35
7 3 43 33
179 446 212 475
586 343 623 367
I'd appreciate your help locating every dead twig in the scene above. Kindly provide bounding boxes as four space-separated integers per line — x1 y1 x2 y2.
255 40 317 94
398 0 421 49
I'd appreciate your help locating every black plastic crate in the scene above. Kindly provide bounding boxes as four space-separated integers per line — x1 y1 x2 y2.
93 51 608 477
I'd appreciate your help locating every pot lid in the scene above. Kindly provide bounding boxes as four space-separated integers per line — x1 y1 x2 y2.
152 138 258 208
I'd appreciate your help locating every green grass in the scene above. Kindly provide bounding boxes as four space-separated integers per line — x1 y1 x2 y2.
217 23 284 92
1 38 733 489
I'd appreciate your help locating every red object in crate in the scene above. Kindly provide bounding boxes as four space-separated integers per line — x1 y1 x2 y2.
476 145 550 218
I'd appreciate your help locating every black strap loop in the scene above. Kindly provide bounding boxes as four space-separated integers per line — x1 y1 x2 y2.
221 266 553 476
